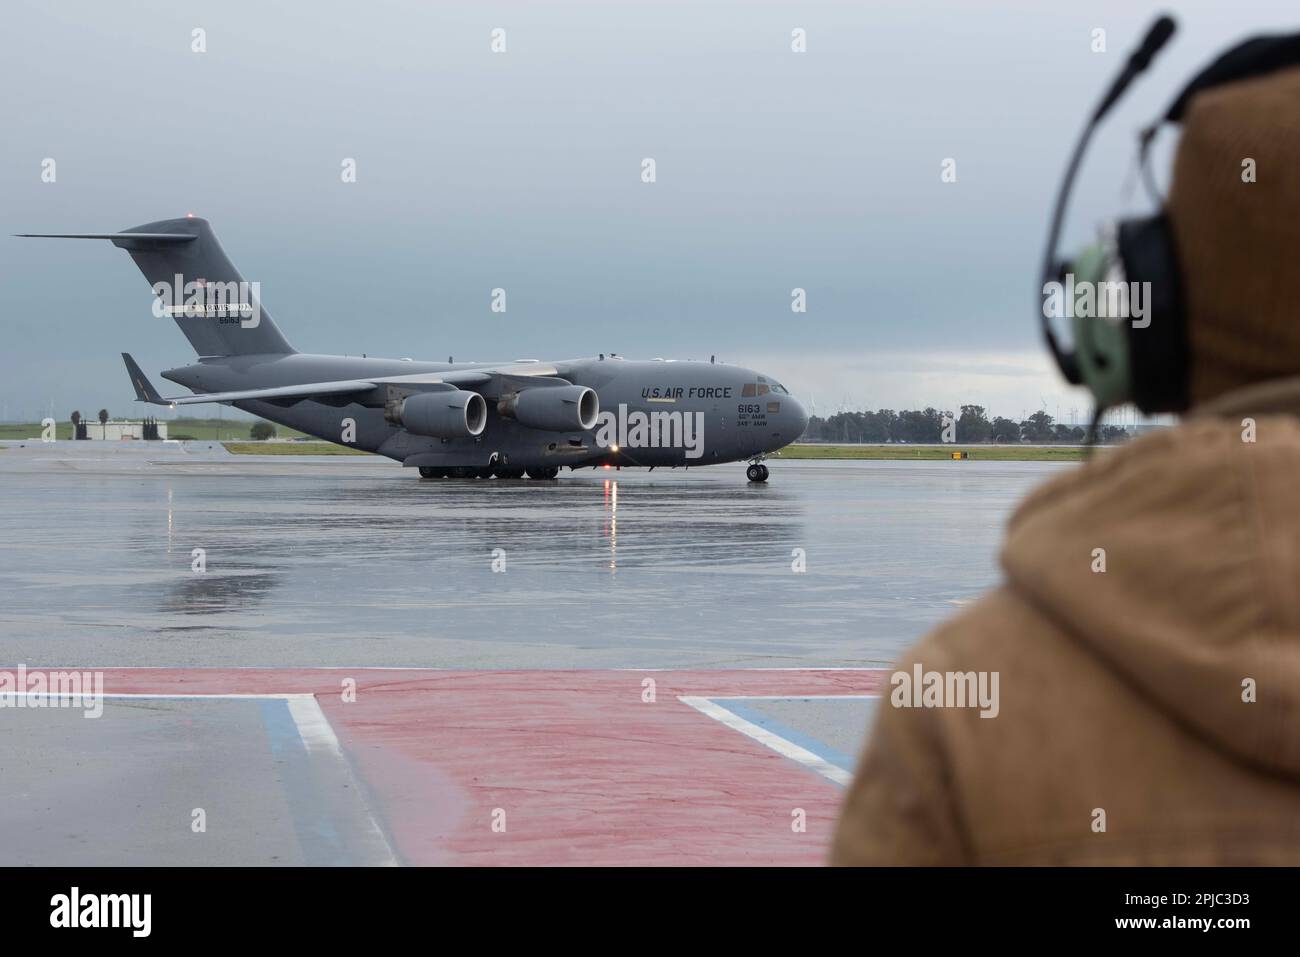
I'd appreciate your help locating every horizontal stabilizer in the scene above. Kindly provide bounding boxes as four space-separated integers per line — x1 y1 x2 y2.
17 232 196 243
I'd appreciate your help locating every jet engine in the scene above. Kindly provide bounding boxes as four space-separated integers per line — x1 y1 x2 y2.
497 385 599 432
387 390 487 438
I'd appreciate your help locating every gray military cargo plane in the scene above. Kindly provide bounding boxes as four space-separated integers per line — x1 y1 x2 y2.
21 217 808 481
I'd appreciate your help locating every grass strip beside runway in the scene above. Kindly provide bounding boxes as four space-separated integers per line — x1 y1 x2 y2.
781 444 1089 461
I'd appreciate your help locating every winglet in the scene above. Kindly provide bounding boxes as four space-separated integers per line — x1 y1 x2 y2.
122 353 167 405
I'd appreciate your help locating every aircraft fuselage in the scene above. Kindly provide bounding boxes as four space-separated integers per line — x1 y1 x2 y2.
161 353 809 471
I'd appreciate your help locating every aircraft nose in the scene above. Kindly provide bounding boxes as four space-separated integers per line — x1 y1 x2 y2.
787 396 809 441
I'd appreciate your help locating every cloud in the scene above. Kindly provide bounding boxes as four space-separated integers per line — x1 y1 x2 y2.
730 349 1094 421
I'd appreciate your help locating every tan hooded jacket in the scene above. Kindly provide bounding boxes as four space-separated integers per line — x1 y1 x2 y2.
831 382 1300 865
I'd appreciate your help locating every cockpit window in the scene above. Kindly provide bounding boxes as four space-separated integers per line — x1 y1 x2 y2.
772 383 789 394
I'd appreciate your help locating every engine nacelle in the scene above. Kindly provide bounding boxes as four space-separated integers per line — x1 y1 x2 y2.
387 390 487 438
497 385 599 432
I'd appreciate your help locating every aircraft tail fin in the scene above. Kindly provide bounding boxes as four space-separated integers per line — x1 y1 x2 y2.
19 217 295 357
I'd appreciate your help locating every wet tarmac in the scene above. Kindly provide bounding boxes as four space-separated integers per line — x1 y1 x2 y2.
1 695 393 866
0 441 1064 669
0 442 1069 864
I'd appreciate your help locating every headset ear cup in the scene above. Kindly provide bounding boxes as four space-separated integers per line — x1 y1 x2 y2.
1050 259 1083 384
1069 239 1134 409
1117 214 1189 412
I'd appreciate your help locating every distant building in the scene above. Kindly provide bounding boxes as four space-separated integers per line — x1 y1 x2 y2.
77 419 168 440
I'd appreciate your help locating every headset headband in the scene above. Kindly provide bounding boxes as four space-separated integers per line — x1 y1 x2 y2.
1163 33 1300 122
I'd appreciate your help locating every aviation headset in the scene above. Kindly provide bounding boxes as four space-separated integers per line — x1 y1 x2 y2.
1041 17 1300 416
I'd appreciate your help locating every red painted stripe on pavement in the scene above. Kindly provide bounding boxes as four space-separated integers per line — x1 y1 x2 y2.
9 668 886 865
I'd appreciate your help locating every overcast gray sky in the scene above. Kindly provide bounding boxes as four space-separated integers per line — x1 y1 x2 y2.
2 0 1294 422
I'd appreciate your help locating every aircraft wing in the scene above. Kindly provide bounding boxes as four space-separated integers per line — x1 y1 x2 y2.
121 354 527 407
370 365 561 399
154 380 381 406
122 353 384 407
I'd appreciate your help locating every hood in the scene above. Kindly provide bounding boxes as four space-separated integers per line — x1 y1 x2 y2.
1001 388 1300 776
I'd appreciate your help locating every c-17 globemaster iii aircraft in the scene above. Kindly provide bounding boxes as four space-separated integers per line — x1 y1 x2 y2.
21 217 808 481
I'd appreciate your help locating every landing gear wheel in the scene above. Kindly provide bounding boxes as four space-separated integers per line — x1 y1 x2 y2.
418 466 448 479
759 463 769 481
525 467 560 480
497 468 526 480
747 463 769 483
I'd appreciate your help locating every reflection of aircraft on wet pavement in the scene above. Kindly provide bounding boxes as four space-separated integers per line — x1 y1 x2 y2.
22 218 808 483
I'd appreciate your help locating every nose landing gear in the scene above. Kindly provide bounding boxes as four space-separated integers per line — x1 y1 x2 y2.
746 462 770 483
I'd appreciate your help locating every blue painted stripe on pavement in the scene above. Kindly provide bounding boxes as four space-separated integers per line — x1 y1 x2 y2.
260 698 350 866
716 698 863 779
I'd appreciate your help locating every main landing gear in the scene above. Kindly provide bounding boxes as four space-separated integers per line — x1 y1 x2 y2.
418 464 558 480
746 462 770 483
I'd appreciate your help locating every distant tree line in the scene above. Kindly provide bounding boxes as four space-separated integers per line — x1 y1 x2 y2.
801 405 1131 445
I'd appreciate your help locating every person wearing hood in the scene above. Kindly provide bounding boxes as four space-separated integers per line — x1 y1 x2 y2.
832 37 1300 865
